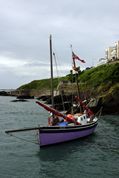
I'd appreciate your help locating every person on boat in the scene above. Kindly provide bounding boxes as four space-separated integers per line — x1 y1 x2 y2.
52 116 60 125
48 113 53 126
48 114 60 126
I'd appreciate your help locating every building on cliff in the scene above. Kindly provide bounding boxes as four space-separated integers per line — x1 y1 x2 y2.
105 41 119 62
97 40 119 66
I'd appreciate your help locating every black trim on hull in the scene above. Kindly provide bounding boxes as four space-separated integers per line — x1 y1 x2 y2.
39 122 98 133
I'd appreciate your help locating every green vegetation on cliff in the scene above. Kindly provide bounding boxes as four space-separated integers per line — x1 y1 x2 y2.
18 62 119 98
18 77 65 91
79 62 119 96
80 63 119 86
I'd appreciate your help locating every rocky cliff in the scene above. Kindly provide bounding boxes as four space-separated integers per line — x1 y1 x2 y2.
9 62 119 115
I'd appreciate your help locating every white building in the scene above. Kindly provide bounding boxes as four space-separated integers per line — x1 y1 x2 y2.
105 41 119 62
115 41 119 59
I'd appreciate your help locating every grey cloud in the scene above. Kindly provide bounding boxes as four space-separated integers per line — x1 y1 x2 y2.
0 0 119 88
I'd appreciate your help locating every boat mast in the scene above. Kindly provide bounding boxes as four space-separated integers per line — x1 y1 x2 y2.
70 45 80 97
49 35 54 108
70 45 82 113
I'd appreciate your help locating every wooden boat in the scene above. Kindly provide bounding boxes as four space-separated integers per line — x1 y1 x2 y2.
38 122 98 147
5 35 99 147
36 101 98 147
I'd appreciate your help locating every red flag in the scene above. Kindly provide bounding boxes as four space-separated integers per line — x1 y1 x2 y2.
72 51 85 63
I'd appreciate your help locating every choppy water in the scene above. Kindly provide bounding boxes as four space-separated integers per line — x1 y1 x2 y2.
0 96 119 178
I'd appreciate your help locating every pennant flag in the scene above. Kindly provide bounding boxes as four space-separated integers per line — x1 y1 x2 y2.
72 51 86 63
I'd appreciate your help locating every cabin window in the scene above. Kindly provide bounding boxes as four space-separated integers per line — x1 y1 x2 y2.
81 118 83 121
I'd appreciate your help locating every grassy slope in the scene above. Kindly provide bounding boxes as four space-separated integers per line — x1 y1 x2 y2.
18 77 66 90
18 63 119 98
80 63 119 86
79 63 119 96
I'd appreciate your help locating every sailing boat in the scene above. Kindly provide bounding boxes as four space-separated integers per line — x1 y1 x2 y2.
5 35 98 147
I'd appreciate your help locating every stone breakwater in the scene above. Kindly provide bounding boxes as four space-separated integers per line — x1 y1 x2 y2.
1 90 119 115
37 94 119 115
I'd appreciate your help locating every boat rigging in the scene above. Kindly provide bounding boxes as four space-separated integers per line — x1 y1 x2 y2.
5 35 99 147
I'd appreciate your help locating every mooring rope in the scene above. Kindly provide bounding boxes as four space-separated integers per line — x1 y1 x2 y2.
8 132 39 145
95 106 103 118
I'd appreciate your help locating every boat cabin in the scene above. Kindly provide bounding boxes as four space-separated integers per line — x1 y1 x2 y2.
74 113 89 125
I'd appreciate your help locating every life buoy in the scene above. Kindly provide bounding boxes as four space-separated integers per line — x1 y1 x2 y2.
66 114 76 123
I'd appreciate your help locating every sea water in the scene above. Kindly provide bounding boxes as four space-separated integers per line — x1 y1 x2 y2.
0 96 119 178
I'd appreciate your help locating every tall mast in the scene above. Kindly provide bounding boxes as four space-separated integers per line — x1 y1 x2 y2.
70 45 80 98
70 45 82 112
49 35 54 108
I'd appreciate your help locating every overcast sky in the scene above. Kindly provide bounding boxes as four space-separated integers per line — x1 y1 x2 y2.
0 0 119 89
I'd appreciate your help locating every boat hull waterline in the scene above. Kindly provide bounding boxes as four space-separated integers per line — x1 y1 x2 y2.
39 121 98 147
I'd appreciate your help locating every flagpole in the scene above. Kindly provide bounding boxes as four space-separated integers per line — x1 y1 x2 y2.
70 45 76 69
70 45 81 112
70 46 82 112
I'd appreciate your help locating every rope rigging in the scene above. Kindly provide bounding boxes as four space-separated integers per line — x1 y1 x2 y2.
7 132 39 145
53 52 66 111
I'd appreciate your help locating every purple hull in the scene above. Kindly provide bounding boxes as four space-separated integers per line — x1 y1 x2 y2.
38 122 98 147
